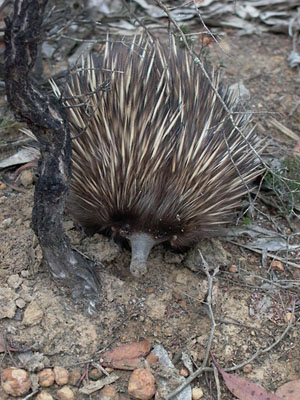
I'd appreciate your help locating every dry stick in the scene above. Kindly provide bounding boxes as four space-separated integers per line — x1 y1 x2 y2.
21 391 39 400
165 251 219 400
120 0 156 41
165 288 295 399
227 240 300 270
155 1 261 178
165 302 295 399
91 362 109 376
199 252 219 369
0 137 31 150
192 0 225 51
0 330 18 368
5 0 101 306
156 0 298 205
269 117 300 141
213 364 221 400
226 300 295 372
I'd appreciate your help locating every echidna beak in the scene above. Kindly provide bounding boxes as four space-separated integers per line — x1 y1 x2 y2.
128 233 156 277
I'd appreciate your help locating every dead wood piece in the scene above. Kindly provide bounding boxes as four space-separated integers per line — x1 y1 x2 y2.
4 0 100 310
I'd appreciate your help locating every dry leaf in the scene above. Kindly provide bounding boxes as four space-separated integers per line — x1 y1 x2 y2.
276 380 300 400
100 339 151 370
79 373 119 395
211 354 283 400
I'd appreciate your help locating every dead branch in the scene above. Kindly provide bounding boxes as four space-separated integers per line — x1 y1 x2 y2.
4 0 100 311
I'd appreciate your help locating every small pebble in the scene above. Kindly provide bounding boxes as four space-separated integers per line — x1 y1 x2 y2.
21 270 30 278
7 274 23 289
228 265 238 273
249 255 256 264
1 367 31 397
175 272 187 284
190 351 198 362
285 312 296 323
57 385 74 400
23 301 44 326
0 182 6 190
128 369 156 400
20 170 34 186
38 369 55 387
99 385 119 399
179 368 189 377
270 260 284 272
241 344 248 352
54 366 69 386
68 370 81 386
37 390 54 400
145 287 155 294
89 368 103 380
243 364 252 373
192 387 204 399
1 218 12 229
16 298 26 308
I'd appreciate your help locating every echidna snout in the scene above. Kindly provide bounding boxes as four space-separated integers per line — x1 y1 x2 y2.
126 233 157 277
53 36 262 277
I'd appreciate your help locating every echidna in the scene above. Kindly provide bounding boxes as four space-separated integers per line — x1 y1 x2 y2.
50 36 262 277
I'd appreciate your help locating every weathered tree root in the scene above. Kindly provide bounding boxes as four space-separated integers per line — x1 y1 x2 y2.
4 0 101 312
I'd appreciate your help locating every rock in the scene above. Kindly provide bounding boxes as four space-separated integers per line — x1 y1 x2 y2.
23 301 44 326
37 390 54 400
146 293 170 320
1 367 31 397
1 218 12 229
285 312 296 323
16 298 26 308
68 369 81 386
54 367 69 386
18 352 50 373
7 274 23 289
185 239 228 271
192 387 204 399
175 272 188 285
270 260 284 272
20 170 34 187
0 287 17 319
57 385 74 400
179 368 189 377
228 265 238 273
152 345 191 400
243 364 252 374
229 81 250 102
38 369 55 387
128 369 155 400
89 368 103 380
99 384 119 399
